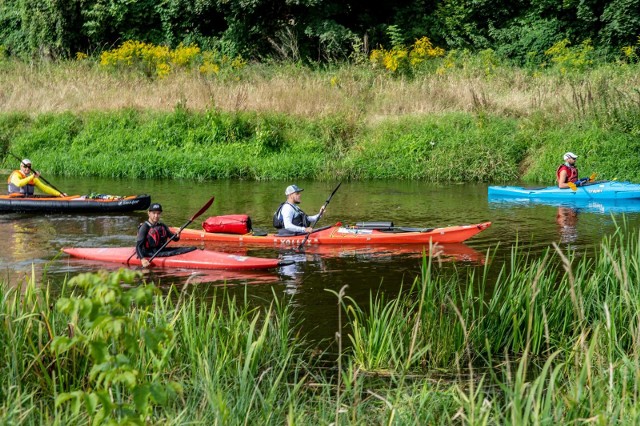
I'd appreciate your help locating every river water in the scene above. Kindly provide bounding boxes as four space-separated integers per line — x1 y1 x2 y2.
2 178 640 342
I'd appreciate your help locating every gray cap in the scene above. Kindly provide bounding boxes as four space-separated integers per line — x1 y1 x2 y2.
21 158 32 166
563 152 578 160
285 185 303 196
148 203 163 212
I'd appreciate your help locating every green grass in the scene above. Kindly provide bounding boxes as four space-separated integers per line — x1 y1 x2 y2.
2 107 640 183
4 221 640 423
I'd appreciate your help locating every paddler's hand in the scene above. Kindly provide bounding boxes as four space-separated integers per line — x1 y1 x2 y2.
319 205 326 215
60 192 68 197
141 259 150 268
304 227 313 233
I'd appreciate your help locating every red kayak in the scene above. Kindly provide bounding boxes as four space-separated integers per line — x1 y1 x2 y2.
62 247 290 270
174 222 492 246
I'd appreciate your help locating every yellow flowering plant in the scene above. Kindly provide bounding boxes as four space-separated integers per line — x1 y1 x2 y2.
370 36 445 75
543 39 594 74
621 36 640 63
100 41 245 79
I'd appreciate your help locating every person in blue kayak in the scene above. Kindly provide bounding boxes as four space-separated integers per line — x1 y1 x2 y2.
273 185 325 235
7 158 66 197
557 152 586 189
136 203 181 267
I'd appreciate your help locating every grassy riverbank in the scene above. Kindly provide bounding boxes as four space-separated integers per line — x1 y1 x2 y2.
1 59 640 183
2 223 640 424
1 107 639 183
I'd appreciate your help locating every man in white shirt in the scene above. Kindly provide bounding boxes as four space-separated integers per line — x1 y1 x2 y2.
273 185 325 235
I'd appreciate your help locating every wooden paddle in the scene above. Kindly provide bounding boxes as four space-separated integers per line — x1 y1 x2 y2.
297 182 341 250
142 196 215 267
7 152 66 196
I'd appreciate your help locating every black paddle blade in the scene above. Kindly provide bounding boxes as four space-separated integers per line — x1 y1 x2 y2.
148 195 215 265
190 196 215 222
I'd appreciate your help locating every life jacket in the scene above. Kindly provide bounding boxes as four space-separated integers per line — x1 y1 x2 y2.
7 170 35 195
273 202 310 229
556 164 578 183
140 221 170 250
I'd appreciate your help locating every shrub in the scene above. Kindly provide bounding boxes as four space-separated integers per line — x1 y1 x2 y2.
543 39 594 75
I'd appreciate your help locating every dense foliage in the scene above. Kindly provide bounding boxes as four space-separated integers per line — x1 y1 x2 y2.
1 0 639 64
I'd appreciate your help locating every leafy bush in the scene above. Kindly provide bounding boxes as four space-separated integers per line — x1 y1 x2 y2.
489 17 563 67
52 270 182 424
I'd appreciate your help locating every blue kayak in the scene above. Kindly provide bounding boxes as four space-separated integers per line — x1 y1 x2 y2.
488 181 640 201
488 195 640 214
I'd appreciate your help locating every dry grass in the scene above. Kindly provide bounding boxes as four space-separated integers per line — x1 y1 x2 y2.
1 61 639 124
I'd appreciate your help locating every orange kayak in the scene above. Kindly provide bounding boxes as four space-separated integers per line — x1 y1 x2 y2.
62 247 290 270
174 222 492 246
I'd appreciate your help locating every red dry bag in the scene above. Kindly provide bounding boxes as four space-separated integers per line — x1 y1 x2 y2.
202 215 252 234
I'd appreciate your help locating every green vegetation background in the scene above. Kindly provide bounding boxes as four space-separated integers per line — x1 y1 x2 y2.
2 0 640 184
1 106 639 184
1 0 638 64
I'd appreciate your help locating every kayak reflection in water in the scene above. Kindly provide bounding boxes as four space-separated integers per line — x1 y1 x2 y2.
136 203 193 268
556 206 578 244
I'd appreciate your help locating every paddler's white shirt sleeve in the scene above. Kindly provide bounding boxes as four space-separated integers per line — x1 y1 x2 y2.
281 203 308 233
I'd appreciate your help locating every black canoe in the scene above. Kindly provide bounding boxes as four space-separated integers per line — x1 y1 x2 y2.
0 194 151 213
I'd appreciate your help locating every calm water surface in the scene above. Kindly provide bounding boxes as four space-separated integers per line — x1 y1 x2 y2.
2 178 640 342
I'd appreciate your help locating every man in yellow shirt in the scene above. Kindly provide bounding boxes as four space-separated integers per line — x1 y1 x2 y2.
7 159 66 197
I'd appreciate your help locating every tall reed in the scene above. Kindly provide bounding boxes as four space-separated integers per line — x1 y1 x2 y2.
4 221 640 423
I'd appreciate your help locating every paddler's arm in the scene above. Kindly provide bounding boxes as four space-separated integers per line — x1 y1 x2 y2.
166 224 180 242
557 169 571 189
307 205 326 225
136 223 150 268
33 177 66 197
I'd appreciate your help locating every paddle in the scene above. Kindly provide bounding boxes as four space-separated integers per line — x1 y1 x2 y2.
297 182 341 250
7 152 66 196
142 196 215 267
